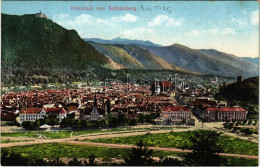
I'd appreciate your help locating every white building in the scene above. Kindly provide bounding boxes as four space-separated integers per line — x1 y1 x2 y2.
19 108 66 123
154 106 192 125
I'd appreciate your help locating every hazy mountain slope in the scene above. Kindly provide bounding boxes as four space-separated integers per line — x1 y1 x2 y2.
89 43 144 69
84 37 162 47
89 42 195 73
117 45 192 72
241 57 259 65
142 44 258 78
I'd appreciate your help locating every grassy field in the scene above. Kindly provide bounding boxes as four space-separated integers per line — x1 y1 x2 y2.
1 139 34 144
89 131 258 156
0 126 179 139
1 143 177 160
1 143 257 166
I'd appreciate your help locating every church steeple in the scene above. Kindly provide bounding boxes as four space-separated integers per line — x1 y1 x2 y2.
94 93 97 106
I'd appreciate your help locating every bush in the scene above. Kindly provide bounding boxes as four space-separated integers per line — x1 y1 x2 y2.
242 128 253 135
129 118 138 126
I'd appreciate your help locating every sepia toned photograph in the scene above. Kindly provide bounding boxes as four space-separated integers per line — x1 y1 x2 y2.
0 1 259 166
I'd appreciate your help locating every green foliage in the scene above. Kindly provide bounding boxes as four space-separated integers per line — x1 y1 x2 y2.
129 118 138 126
87 154 97 166
68 157 83 166
118 112 129 126
1 151 30 166
92 131 258 156
124 140 154 166
1 13 109 86
181 130 227 166
108 115 118 127
21 120 40 130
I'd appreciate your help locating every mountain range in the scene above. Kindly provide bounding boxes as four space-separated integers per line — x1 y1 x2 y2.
1 13 258 86
84 37 162 47
88 41 258 78
241 57 259 65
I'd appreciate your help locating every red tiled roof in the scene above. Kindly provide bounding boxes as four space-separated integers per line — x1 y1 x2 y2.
205 107 218 111
163 106 190 112
218 107 247 112
25 108 41 114
160 81 173 88
44 108 66 114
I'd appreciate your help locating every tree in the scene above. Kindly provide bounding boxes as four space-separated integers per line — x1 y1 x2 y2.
87 154 96 166
108 115 118 127
129 118 138 126
124 140 154 166
68 157 83 166
74 119 80 131
106 99 111 115
99 119 108 128
22 121 35 130
138 114 145 124
182 130 227 166
156 157 182 166
247 119 252 125
1 151 30 166
46 118 59 127
33 120 41 130
118 112 129 126
48 157 65 166
243 128 253 135
29 157 48 166
60 118 69 129
46 114 59 127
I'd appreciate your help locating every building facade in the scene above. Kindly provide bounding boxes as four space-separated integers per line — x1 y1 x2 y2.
198 107 247 122
19 107 66 123
155 106 192 125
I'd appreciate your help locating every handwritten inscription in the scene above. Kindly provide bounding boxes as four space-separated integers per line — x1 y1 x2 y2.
140 5 172 13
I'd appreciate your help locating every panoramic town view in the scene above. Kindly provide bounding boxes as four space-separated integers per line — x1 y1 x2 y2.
1 1 259 166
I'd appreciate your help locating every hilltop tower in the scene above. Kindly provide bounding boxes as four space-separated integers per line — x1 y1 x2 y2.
36 10 48 19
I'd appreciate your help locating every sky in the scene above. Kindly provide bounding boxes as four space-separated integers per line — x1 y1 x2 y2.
1 1 259 58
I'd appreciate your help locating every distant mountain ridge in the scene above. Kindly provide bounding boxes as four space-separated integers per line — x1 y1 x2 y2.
241 57 259 65
85 37 259 78
84 37 162 47
140 44 258 78
88 42 196 74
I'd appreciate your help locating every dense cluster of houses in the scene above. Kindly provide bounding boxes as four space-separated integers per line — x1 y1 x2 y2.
1 75 248 127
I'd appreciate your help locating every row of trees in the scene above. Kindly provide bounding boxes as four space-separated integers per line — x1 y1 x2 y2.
1 130 229 166
21 114 59 130
223 120 258 135
21 111 161 130
1 151 97 166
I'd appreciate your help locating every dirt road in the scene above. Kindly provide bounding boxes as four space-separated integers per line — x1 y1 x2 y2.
66 141 259 159
1 128 195 148
1 127 258 160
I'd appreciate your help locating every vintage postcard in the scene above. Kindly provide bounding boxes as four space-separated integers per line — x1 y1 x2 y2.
1 1 259 166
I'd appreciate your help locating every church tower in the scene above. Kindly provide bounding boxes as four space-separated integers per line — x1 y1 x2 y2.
90 93 99 120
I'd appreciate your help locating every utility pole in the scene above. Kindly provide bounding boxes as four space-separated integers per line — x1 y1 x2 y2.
175 74 178 92
127 74 130 92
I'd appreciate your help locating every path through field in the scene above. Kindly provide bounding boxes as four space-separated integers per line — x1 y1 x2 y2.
1 127 258 159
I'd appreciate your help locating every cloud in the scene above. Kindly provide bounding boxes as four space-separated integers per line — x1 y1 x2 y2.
222 28 235 35
121 13 138 22
230 17 248 27
53 13 138 28
148 15 183 27
185 28 218 38
250 10 259 25
53 13 69 20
